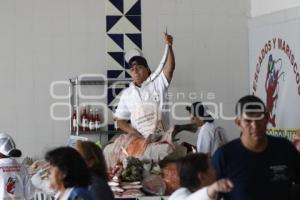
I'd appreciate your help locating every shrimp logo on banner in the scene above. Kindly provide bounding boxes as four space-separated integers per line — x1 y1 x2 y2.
264 54 285 127
251 38 300 140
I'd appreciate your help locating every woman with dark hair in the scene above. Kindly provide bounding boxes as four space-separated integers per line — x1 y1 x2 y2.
75 141 114 200
169 153 233 200
45 147 93 200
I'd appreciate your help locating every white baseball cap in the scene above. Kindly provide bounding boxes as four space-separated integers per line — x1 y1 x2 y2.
0 133 22 157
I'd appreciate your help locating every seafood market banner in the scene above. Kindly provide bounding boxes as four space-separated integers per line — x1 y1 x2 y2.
249 17 300 140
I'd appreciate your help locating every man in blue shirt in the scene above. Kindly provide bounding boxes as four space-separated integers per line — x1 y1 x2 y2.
212 95 300 200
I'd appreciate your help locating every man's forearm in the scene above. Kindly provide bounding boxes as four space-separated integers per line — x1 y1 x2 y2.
176 123 198 133
163 46 175 82
163 33 175 82
166 45 175 70
116 119 137 134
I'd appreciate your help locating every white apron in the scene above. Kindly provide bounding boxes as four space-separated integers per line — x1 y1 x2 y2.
131 100 165 138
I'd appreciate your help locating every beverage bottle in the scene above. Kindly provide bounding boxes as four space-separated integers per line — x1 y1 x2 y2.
71 106 77 132
81 106 89 132
89 108 95 132
95 108 102 131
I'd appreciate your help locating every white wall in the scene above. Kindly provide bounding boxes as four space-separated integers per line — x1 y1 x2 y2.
0 0 106 159
0 0 250 158
251 0 300 17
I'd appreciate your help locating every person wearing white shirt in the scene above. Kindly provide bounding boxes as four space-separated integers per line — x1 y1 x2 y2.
45 147 93 200
0 133 35 200
169 153 233 200
114 68 171 138
186 102 227 156
103 34 178 169
115 33 175 142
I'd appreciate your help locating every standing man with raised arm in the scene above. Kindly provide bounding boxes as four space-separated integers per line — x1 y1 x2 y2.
114 32 175 142
104 33 178 169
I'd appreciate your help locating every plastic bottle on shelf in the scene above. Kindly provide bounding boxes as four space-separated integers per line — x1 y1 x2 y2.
71 105 77 132
81 106 89 132
95 108 102 131
89 108 95 132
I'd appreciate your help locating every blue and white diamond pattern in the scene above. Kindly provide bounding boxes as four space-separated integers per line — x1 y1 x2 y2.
105 0 142 131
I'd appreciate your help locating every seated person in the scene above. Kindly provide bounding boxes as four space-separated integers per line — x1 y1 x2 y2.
104 33 186 169
169 153 233 200
0 133 35 199
292 129 300 200
293 129 300 152
75 141 114 200
212 95 300 200
45 147 93 200
186 102 227 156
